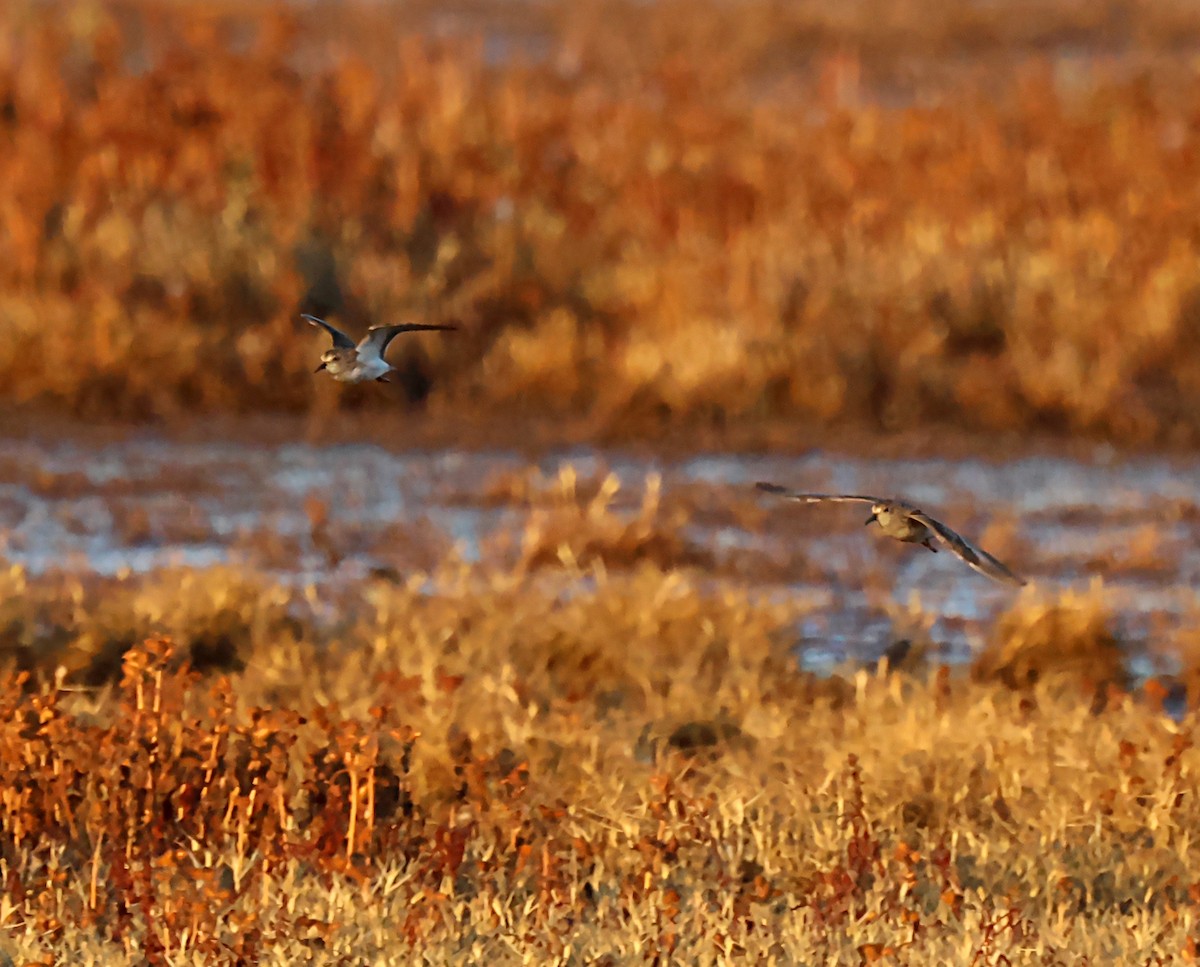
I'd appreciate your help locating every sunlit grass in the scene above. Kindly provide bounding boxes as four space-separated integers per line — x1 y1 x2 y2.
0 556 1195 960
2 2 1200 443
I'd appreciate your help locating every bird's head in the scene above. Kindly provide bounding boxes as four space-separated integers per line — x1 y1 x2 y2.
865 503 886 527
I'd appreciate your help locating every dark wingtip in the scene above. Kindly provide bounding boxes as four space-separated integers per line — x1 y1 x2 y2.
369 323 458 334
992 567 1027 587
755 482 787 495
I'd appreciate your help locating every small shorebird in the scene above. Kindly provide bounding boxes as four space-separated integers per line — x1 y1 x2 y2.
303 313 456 384
756 482 1026 586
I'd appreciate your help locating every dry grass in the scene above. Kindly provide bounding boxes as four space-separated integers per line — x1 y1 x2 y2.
4 1 1200 443
478 465 713 573
974 580 1127 690
0 557 1194 961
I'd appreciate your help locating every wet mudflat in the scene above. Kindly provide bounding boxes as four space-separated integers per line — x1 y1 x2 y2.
2 431 1196 674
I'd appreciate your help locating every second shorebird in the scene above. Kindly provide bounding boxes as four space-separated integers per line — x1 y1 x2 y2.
756 482 1026 586
303 313 456 384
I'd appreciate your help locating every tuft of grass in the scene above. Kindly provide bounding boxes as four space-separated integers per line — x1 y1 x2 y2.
490 465 713 573
0 566 290 684
973 579 1126 689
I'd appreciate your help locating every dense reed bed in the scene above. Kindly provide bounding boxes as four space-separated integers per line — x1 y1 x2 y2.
4 1 1200 443
0 557 1194 962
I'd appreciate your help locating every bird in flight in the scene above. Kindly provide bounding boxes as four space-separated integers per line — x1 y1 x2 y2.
755 482 1026 586
303 313 456 384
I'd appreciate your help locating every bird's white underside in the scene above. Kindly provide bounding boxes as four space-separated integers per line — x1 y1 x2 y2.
353 355 391 379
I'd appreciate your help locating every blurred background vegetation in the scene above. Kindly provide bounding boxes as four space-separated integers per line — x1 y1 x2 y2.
4 0 1200 444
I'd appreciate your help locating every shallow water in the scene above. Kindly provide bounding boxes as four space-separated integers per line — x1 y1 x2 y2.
1 434 1198 673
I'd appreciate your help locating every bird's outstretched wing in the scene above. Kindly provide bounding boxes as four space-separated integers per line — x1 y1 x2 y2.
357 323 458 361
302 313 356 349
755 482 885 505
910 512 1026 587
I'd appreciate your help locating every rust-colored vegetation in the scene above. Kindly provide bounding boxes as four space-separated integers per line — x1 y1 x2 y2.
0 561 1196 960
4 1 1200 443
